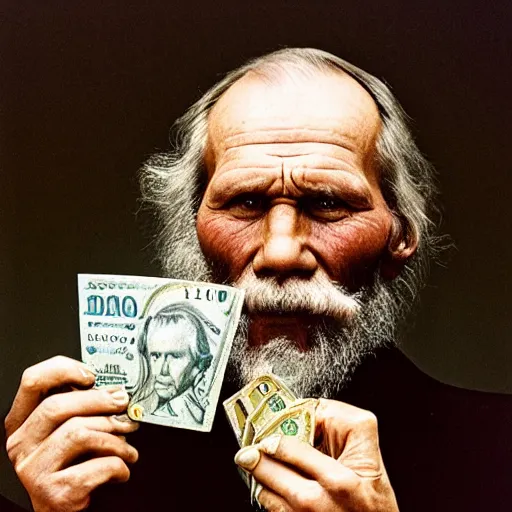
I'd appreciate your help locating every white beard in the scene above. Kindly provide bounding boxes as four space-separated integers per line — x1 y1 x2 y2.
226 267 401 398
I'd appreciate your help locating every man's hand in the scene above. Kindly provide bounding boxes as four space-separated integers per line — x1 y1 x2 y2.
5 356 139 512
234 398 398 512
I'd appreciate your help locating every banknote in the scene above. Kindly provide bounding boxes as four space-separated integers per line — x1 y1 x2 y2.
77 274 244 432
252 398 318 446
223 374 297 446
242 389 297 446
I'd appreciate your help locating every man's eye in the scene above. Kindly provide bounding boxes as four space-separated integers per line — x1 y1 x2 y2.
303 196 350 221
313 197 341 210
227 194 267 218
237 194 266 209
150 352 162 361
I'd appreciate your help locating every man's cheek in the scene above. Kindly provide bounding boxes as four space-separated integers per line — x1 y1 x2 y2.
196 213 259 272
312 217 391 285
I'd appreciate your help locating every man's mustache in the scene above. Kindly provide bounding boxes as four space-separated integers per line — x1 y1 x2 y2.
235 267 360 321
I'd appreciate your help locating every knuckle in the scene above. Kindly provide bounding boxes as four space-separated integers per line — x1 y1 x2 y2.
21 367 41 392
64 424 92 447
50 355 71 367
50 492 76 512
64 416 83 431
109 457 130 481
354 409 378 430
294 481 323 511
47 493 68 512
40 395 63 421
77 494 91 511
5 432 20 462
325 472 359 498
322 472 347 493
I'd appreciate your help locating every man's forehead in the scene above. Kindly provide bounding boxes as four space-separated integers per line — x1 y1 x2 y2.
207 68 381 157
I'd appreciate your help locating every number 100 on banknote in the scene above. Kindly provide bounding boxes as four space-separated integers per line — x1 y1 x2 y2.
77 274 244 432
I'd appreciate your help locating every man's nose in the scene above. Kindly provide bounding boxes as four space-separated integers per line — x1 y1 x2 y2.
252 203 317 276
160 355 172 376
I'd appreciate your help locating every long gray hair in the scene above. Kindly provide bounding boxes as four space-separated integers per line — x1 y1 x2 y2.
140 47 439 330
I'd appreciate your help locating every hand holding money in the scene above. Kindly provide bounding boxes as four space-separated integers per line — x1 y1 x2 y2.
4 356 139 512
5 274 244 512
226 380 398 512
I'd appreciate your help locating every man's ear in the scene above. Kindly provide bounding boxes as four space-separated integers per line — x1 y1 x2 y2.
380 215 419 280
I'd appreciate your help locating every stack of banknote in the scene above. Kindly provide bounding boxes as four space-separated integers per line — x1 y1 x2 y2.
224 374 318 501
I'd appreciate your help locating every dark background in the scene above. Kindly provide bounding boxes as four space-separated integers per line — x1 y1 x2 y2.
1 0 511 507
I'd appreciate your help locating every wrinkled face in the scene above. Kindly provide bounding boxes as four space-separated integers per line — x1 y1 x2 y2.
147 318 198 401
196 70 396 346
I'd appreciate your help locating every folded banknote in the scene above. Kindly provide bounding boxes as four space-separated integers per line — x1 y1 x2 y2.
77 274 244 432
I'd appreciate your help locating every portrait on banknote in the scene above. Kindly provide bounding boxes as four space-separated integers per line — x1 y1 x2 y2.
131 302 215 424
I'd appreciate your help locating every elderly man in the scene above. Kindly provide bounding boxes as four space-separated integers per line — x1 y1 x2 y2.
4 48 511 512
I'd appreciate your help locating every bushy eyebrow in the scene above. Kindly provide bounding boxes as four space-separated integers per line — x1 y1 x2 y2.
207 169 277 207
206 166 374 210
291 169 373 208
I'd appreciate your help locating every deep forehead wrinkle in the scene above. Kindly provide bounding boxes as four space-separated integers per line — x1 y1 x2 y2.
221 146 361 172
222 127 360 152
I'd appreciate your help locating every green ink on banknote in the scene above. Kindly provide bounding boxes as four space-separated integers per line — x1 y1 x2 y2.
281 419 299 436
268 394 286 413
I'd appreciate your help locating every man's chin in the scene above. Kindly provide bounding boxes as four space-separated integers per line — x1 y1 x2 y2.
155 386 177 402
227 334 330 398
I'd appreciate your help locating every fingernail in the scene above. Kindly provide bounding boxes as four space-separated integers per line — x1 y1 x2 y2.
108 388 129 405
234 446 261 471
79 367 96 379
257 435 281 456
113 415 140 430
113 414 134 423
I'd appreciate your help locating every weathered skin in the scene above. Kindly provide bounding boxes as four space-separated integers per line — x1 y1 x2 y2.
198 71 392 287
